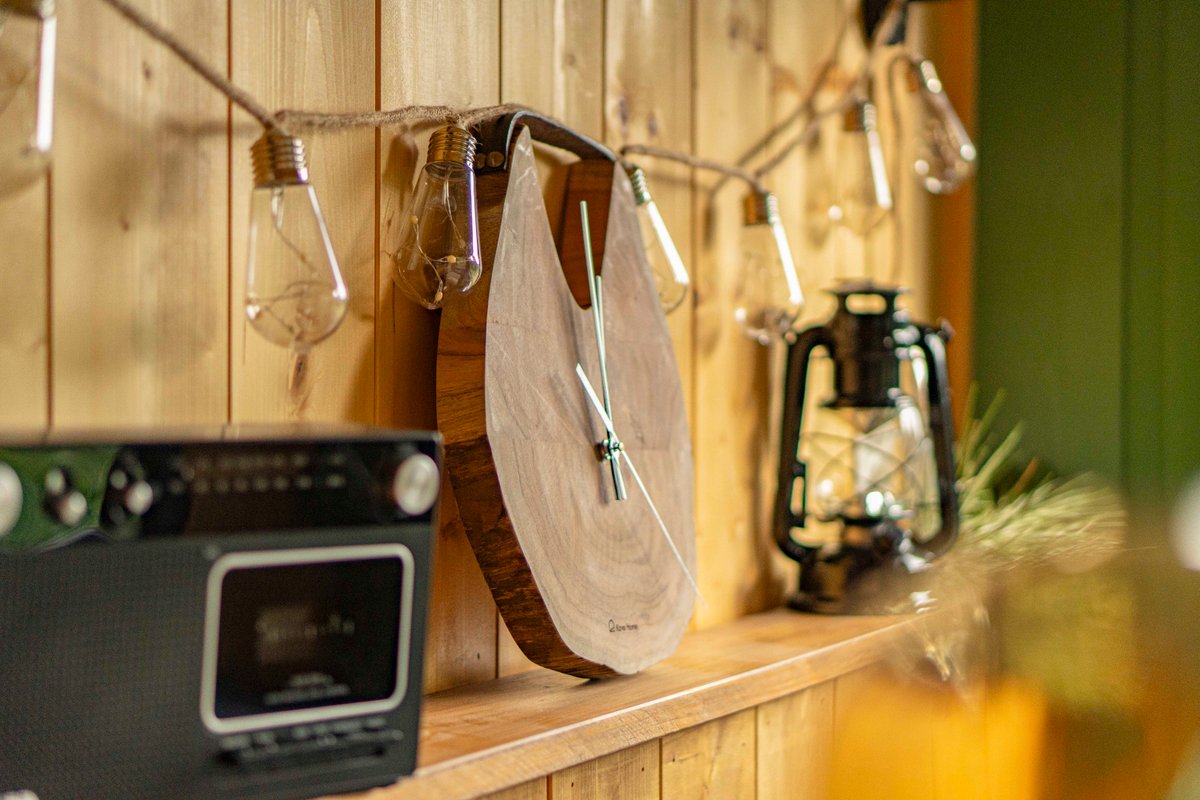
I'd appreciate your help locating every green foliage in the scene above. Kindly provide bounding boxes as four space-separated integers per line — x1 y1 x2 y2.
954 386 1125 570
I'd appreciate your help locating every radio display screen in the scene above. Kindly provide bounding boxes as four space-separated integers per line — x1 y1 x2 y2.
203 546 412 732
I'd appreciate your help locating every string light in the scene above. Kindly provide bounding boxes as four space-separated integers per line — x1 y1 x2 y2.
0 0 55 198
244 130 348 353
0 0 976 359
736 190 804 344
626 165 690 313
389 126 483 310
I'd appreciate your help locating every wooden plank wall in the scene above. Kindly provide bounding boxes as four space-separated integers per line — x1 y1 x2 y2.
0 1 985 797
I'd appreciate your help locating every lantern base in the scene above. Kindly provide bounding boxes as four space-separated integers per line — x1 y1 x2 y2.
787 552 938 615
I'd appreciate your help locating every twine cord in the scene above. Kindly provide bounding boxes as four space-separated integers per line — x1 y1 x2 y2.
94 0 910 189
619 144 767 194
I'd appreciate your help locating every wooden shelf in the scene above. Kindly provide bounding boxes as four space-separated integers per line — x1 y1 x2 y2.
335 610 916 800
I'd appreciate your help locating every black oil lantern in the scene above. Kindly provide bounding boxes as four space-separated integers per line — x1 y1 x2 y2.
774 281 958 613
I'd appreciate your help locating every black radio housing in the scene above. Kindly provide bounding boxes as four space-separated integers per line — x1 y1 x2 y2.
0 426 439 800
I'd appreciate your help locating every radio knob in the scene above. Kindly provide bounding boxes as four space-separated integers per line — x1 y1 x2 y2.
44 467 88 527
0 462 23 538
110 470 155 516
389 453 440 515
122 479 155 515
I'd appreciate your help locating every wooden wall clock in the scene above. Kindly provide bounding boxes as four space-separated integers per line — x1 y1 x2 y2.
437 114 696 678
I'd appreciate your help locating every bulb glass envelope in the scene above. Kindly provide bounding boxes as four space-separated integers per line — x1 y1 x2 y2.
0 0 55 197
390 126 482 310
244 131 348 352
794 358 940 552
735 190 804 344
829 99 893 235
627 165 690 313
903 56 976 195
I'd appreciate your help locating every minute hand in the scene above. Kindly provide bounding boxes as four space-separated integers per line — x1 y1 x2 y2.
575 364 704 605
579 200 627 501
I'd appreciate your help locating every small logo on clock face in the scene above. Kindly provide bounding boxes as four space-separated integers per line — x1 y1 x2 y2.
608 619 639 633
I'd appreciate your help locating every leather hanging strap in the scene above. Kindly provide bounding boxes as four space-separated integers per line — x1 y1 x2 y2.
472 110 616 172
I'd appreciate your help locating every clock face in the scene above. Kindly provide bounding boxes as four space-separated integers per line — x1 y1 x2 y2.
437 128 696 678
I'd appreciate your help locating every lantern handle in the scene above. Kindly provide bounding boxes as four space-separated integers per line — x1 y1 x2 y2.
916 323 959 557
774 325 831 564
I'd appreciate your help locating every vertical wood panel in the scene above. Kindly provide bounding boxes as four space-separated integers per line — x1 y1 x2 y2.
763 0 845 603
53 0 227 426
926 0 977 427
0 182 46 427
662 709 756 799
379 0 500 693
691 0 776 628
502 0 602 137
478 778 548 800
494 0 605 678
551 741 659 800
605 0 695 430
757 682 835 800
768 0 843 319
230 0 376 425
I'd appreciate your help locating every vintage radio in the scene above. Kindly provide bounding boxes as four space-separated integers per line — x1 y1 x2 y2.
0 426 439 800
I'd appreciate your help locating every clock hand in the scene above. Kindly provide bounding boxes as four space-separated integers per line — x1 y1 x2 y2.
579 200 627 501
575 363 705 605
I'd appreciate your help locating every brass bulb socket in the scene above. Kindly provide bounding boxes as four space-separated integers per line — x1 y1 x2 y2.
626 165 653 206
251 130 308 186
842 100 878 133
743 191 780 227
427 126 477 167
2 0 55 17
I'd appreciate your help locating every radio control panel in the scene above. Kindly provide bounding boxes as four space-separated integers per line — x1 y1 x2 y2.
0 427 441 552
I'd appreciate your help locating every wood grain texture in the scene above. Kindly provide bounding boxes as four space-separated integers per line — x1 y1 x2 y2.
52 0 227 426
691 0 779 628
661 709 756 800
329 610 915 800
550 741 659 800
377 0 500 694
604 0 695 436
0 178 46 427
500 0 602 138
757 681 835 800
924 0 976 428
496 0 604 677
767 0 845 324
762 0 848 604
229 0 375 425
437 130 695 678
476 779 547 800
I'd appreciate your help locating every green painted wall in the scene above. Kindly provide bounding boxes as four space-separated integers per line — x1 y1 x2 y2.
975 0 1199 501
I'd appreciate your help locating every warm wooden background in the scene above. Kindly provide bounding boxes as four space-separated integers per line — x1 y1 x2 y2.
0 1 993 797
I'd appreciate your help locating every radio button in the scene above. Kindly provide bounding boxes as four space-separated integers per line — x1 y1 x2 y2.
0 463 23 538
121 479 154 516
390 453 440 515
44 468 87 527
331 719 362 735
219 734 251 751
250 731 276 747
